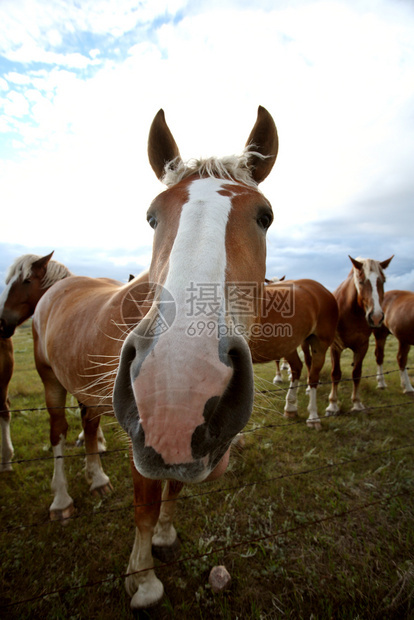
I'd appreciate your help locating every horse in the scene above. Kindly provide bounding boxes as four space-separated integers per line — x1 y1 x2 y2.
0 253 72 471
0 337 13 471
325 255 393 415
249 279 338 429
263 276 289 384
112 105 279 608
374 289 414 395
32 268 153 520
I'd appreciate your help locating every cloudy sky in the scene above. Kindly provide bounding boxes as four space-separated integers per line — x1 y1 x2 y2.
1 0 413 291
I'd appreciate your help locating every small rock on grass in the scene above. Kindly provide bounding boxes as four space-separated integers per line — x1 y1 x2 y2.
208 565 232 593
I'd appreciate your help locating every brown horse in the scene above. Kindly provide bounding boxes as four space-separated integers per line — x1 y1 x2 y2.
0 337 13 471
326 255 393 415
374 289 414 395
249 279 338 429
112 106 278 608
0 252 72 339
32 269 152 520
0 253 72 471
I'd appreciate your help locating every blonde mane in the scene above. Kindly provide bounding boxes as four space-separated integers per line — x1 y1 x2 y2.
161 147 268 188
6 254 73 288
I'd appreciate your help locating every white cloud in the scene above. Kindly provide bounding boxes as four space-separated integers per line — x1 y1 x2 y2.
0 0 413 289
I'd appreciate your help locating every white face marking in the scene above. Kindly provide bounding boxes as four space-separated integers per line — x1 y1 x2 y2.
353 258 383 316
368 270 382 316
164 177 233 307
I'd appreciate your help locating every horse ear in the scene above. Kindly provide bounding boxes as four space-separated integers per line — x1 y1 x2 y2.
380 255 394 270
148 109 181 180
349 256 363 271
245 106 279 184
31 252 54 277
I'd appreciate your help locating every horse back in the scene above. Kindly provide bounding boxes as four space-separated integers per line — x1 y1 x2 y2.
32 276 127 400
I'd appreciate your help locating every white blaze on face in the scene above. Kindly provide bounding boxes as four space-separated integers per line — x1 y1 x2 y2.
353 258 384 324
165 177 233 298
367 269 382 319
132 177 236 466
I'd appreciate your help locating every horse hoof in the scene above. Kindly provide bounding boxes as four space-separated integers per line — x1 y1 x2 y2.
127 574 164 609
403 390 414 398
152 536 181 563
350 403 365 412
0 464 13 473
91 481 113 497
50 503 74 524
306 419 322 431
283 410 297 419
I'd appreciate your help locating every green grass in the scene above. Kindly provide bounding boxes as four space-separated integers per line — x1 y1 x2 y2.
1 326 413 619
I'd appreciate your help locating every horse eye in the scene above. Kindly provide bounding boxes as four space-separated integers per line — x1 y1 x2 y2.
257 211 273 231
147 214 157 230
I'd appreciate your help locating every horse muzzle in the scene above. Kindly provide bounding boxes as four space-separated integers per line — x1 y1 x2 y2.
367 310 385 328
0 319 16 339
113 325 254 483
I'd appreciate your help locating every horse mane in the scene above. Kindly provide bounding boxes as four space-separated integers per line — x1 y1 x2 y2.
6 254 73 288
161 148 268 188
353 257 387 281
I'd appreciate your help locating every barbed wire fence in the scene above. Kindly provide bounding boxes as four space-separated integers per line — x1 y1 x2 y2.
1 365 413 611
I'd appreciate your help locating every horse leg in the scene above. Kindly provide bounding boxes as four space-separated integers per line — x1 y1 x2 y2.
126 461 164 609
0 396 13 472
80 405 112 496
152 480 183 562
273 360 283 385
326 345 342 416
350 342 369 411
42 372 74 521
302 342 312 395
397 342 414 395
0 340 13 472
374 327 388 389
283 351 302 419
76 400 107 451
304 336 326 430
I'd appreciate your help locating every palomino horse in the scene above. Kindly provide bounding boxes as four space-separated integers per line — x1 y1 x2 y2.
374 290 414 395
326 255 393 414
32 269 153 520
0 253 72 471
249 279 338 429
112 106 278 608
0 337 13 471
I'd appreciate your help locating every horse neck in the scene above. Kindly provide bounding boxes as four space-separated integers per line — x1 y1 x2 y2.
111 271 151 309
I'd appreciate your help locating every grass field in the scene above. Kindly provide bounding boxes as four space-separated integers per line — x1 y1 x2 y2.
1 322 413 619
